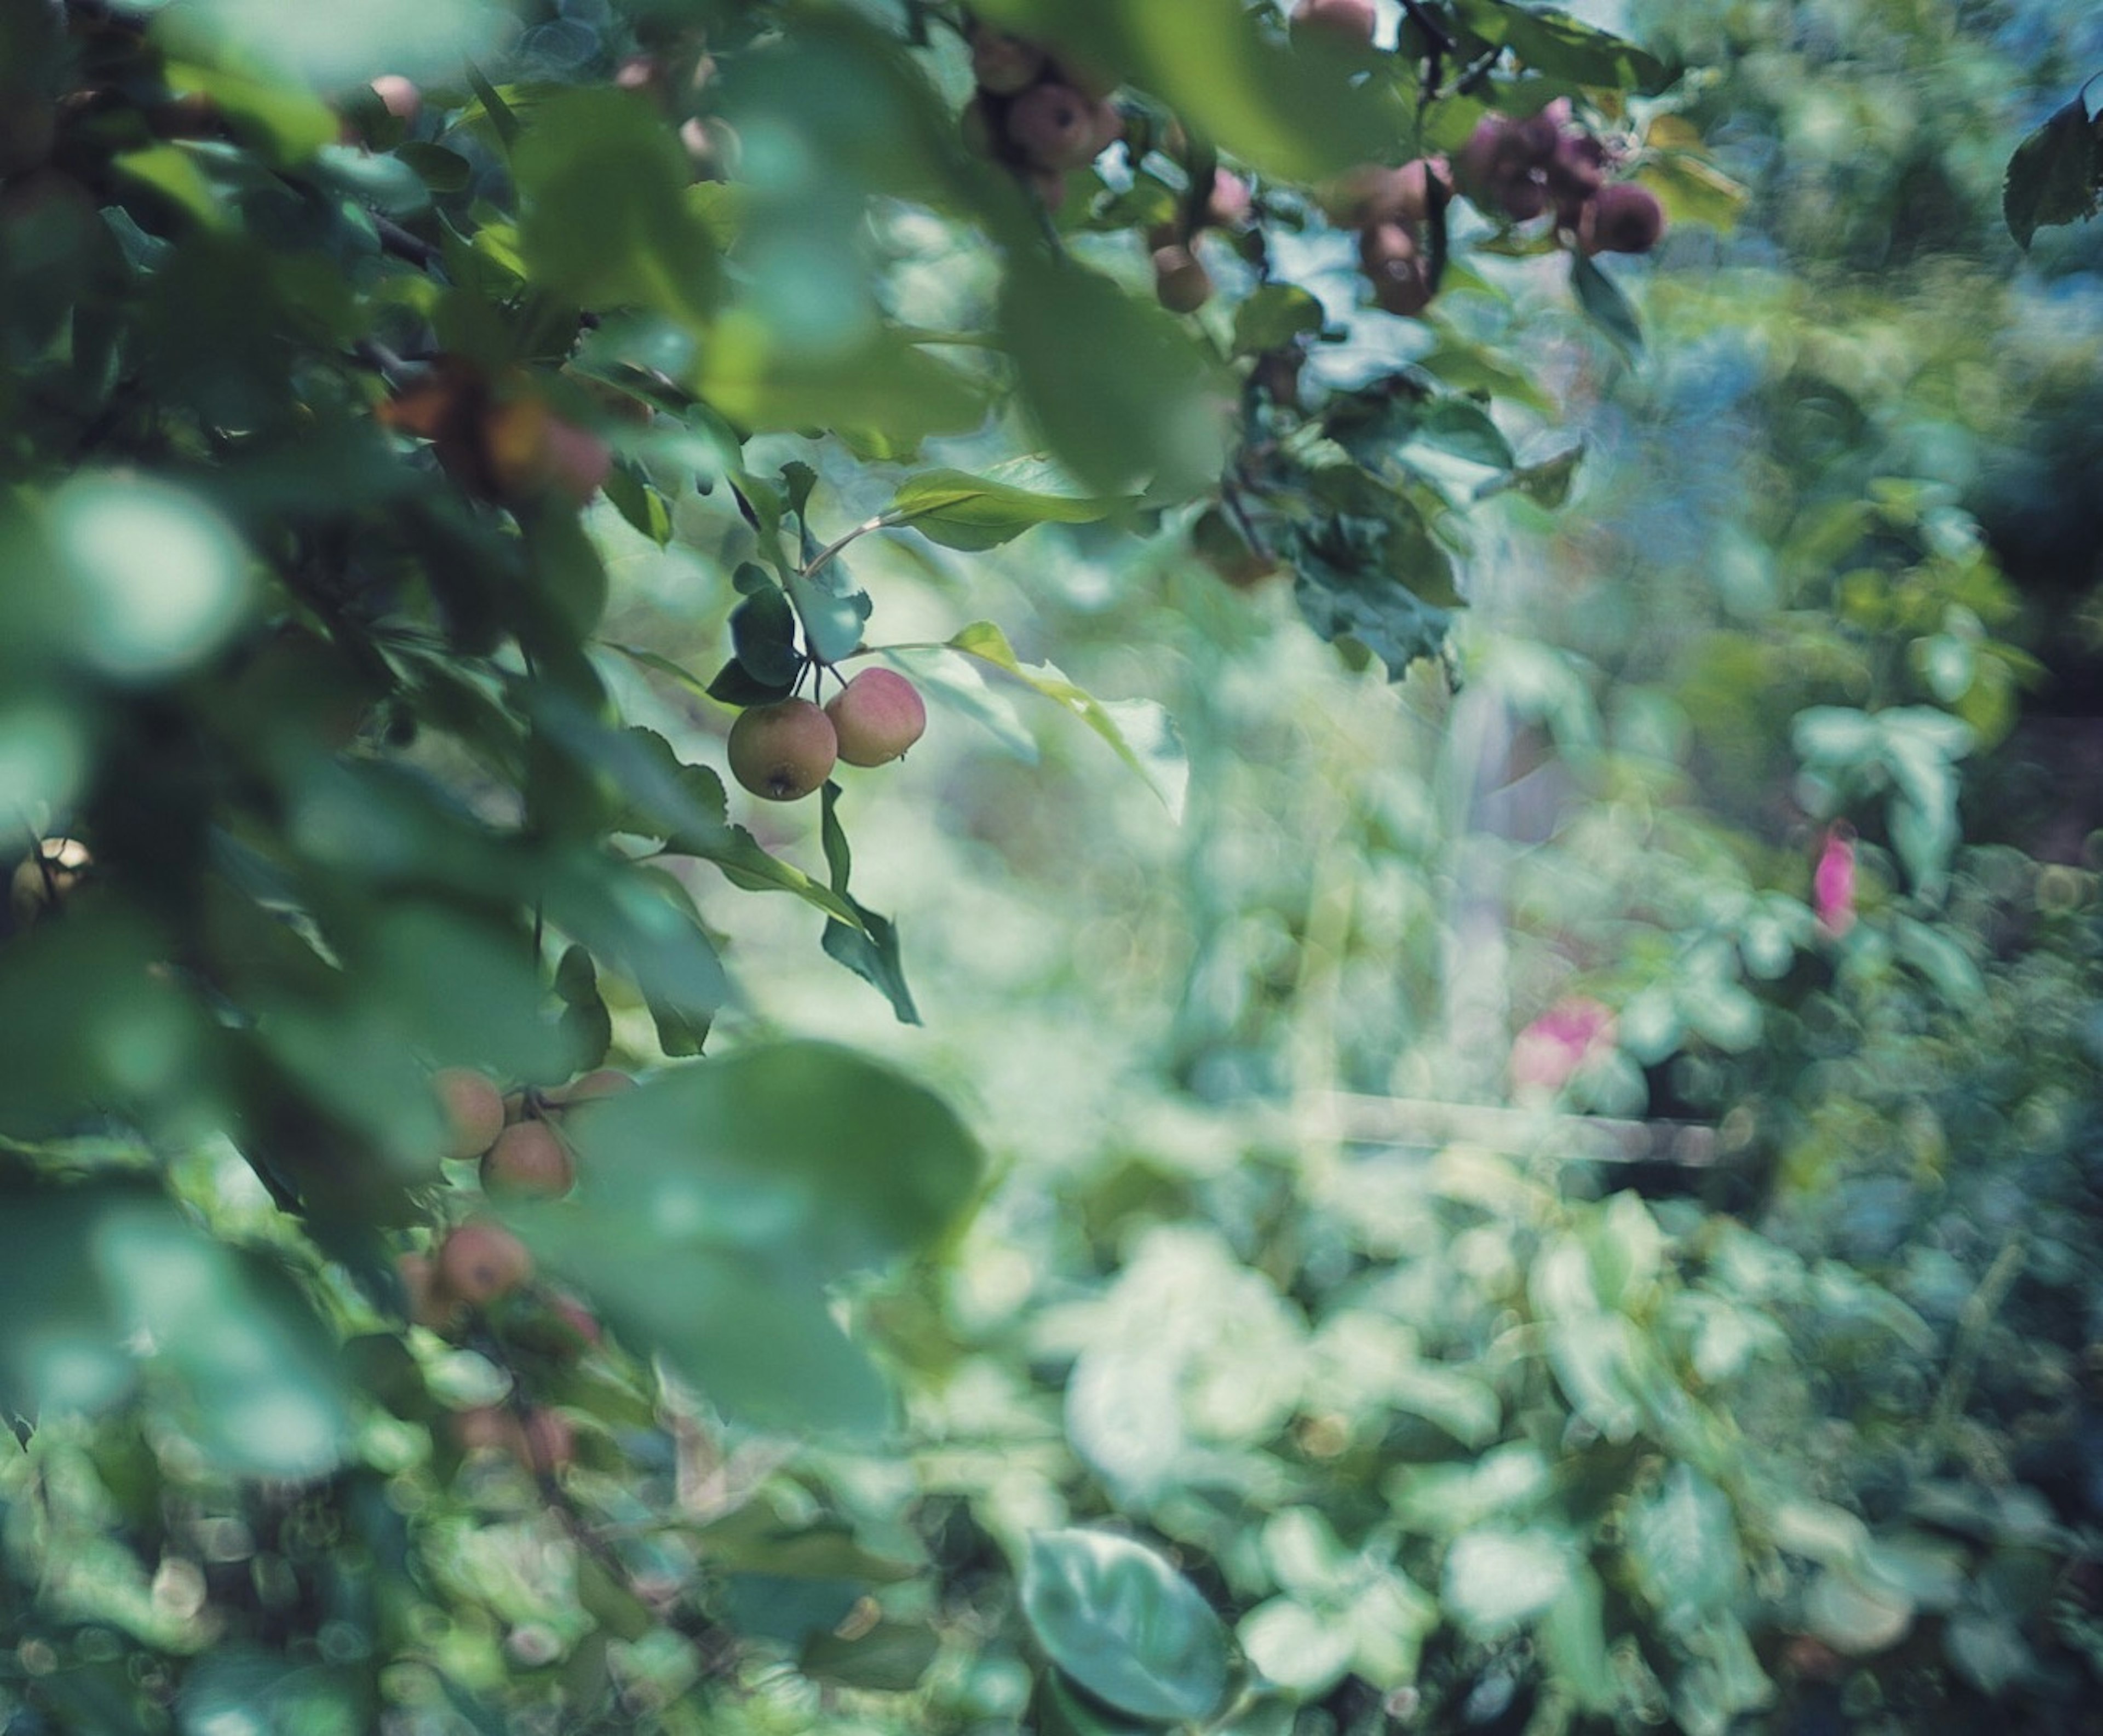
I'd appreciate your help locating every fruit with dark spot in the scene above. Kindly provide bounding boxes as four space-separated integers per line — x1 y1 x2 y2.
437 1221 533 1307
10 838 91 927
728 698 838 800
1007 83 1109 171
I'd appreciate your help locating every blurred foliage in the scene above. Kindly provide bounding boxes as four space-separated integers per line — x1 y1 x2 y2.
0 0 2101 1733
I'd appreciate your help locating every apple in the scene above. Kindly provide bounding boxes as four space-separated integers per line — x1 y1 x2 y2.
480 1120 574 1198
728 699 838 800
824 669 927 767
436 1221 532 1306
431 1067 505 1160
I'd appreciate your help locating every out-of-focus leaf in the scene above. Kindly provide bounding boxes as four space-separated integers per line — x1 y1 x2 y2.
947 622 1187 818
819 785 919 1023
2004 82 2103 249
1020 1530 1232 1724
513 88 719 323
1570 252 1644 361
1442 1527 1578 1636
1232 285 1325 358
888 467 1134 552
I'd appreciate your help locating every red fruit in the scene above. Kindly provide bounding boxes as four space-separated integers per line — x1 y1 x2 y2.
480 1120 574 1198
369 76 422 125
824 669 928 767
1291 0 1377 47
1006 82 1105 171
727 699 838 800
1578 182 1666 254
1456 113 1554 220
970 26 1045 96
1360 223 1434 316
437 1221 533 1307
1151 244 1214 314
1546 131 1607 210
554 1068 636 1105
432 1067 505 1160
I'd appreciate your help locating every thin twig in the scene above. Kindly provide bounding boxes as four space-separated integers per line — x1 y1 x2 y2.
374 214 441 270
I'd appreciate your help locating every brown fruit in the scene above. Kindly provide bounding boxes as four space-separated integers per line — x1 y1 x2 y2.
1192 506 1279 589
432 1067 505 1160
520 1407 576 1474
1151 244 1214 314
1578 182 1667 255
1006 82 1107 171
437 1221 533 1307
10 838 91 927
480 1120 574 1198
728 699 838 801
824 669 927 767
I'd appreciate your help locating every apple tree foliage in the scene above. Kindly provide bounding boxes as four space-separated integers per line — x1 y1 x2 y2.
2 0 2098 1732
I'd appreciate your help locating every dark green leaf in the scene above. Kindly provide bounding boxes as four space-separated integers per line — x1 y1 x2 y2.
801 1622 941 1692
707 658 800 708
2003 87 2103 249
1231 285 1326 358
819 783 921 1025
1020 1530 1232 1724
731 583 806 686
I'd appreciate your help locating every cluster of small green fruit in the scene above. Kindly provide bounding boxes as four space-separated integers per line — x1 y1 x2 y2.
725 666 927 803
396 1065 634 1474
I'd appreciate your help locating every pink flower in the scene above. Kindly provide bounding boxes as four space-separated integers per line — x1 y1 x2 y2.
1814 826 1856 937
1512 996 1617 1094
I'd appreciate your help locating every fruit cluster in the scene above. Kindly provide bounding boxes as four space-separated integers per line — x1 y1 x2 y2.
378 355 612 509
401 1064 635 1474
959 18 1124 209
726 666 927 803
1456 100 1666 256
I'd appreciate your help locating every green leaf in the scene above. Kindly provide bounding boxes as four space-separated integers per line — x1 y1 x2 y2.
174 1647 372 1736
730 582 806 686
159 0 508 85
1570 252 1644 362
1487 4 1671 93
998 259 1222 495
1538 1566 1618 1713
1231 285 1326 358
786 563 872 665
801 1622 941 1692
1239 1599 1355 1699
1625 1466 1741 1631
946 621 1187 818
522 1042 981 1433
2004 84 2103 250
888 468 1134 553
553 944 612 1073
1020 1530 1232 1724
1441 1527 1577 1637
820 784 921 1024
972 0 1393 181
1409 399 1516 471
513 88 720 324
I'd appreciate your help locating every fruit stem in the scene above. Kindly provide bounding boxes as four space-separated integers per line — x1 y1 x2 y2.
797 512 896 583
